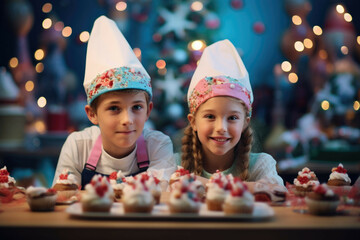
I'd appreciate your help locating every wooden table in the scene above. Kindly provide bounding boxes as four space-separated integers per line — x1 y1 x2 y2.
0 193 359 240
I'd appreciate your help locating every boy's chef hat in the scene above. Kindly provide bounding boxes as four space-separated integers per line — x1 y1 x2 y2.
83 15 152 104
187 39 253 116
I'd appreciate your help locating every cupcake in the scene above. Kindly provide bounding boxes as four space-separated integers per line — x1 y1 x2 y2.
109 170 126 199
168 176 201 214
169 166 189 186
223 178 254 215
81 175 114 212
0 166 18 202
122 180 155 213
26 186 57 211
138 172 162 204
305 183 340 215
205 171 233 211
253 180 287 204
293 167 320 196
0 166 16 189
327 163 351 186
53 169 79 202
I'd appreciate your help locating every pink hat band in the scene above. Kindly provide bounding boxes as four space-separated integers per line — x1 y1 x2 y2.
188 76 252 116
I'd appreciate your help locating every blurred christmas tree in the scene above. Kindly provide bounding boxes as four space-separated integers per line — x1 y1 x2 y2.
143 0 220 151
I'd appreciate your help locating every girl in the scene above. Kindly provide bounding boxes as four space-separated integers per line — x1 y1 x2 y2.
180 40 284 191
53 16 176 189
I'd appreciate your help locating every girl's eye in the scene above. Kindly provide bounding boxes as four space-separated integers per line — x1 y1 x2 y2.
228 115 239 120
204 114 215 119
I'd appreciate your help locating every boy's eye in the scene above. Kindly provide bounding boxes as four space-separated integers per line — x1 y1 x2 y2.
133 105 143 111
108 106 120 111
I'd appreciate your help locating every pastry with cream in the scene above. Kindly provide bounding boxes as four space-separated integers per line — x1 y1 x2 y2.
293 167 319 196
305 183 340 215
327 163 351 186
223 178 254 214
53 169 79 202
122 179 155 213
109 170 126 199
26 186 57 211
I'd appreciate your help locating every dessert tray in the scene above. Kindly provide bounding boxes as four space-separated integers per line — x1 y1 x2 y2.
66 202 274 221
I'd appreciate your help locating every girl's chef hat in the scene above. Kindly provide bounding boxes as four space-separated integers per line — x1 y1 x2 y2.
187 39 253 116
83 15 152 104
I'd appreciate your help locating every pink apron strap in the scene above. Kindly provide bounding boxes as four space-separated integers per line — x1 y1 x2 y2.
136 134 149 170
85 134 149 171
84 135 102 171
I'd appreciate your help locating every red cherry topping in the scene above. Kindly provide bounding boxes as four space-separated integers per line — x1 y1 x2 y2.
95 184 108 197
298 175 309 184
314 185 327 195
176 168 189 176
334 165 347 174
59 174 68 180
231 187 244 197
0 175 8 183
109 172 117 180
47 188 57 194
0 169 9 176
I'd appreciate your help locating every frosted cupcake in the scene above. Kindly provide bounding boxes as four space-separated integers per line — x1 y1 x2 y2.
168 176 201 214
223 178 254 214
169 166 189 186
26 186 57 211
138 172 162 204
293 167 319 196
109 170 126 199
81 175 114 212
53 169 79 202
0 166 16 189
122 180 155 213
305 183 340 215
206 171 233 211
327 163 351 186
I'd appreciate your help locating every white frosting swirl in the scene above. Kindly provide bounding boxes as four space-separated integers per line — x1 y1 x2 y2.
122 182 154 206
169 189 201 209
206 183 228 201
26 186 48 198
225 191 254 207
0 166 16 188
56 169 78 185
82 175 114 205
110 170 126 190
294 178 319 187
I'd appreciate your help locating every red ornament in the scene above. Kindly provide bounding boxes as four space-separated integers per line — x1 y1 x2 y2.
230 0 243 10
253 22 265 34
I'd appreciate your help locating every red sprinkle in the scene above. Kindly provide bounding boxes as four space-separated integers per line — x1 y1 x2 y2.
109 172 118 180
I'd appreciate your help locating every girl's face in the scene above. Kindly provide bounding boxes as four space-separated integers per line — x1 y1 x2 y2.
85 91 152 158
188 96 249 159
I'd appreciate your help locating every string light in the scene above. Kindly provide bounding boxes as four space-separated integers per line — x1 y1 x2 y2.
34 49 45 61
156 59 166 69
313 25 322 36
35 63 44 73
191 1 203 12
158 68 167 75
319 50 328 59
37 97 47 108
341 46 348 55
281 61 292 72
288 72 298 83
294 41 304 52
34 120 46 134
42 18 52 29
292 15 302 25
354 101 360 111
344 13 352 22
79 31 90 43
303 38 313 49
54 21 64 32
321 100 330 111
336 4 344 14
9 57 18 68
189 40 206 51
25 81 35 92
116 1 127 11
62 26 72 37
133 48 141 58
42 3 52 13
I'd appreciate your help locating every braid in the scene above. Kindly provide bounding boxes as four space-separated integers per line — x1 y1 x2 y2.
234 126 253 180
181 125 203 175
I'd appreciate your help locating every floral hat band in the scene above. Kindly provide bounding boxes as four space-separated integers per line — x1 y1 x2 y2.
86 66 152 104
188 76 253 117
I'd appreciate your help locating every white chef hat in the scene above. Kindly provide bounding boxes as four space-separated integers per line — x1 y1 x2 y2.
187 39 253 116
83 15 152 104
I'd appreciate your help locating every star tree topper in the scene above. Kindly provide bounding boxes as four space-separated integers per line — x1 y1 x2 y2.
157 3 197 39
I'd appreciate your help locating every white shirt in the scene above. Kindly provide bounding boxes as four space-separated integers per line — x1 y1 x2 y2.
52 126 177 186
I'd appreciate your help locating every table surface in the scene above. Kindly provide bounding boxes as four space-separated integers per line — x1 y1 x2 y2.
1 192 360 240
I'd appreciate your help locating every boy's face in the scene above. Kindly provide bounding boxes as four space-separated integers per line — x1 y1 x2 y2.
85 91 152 158
188 96 249 160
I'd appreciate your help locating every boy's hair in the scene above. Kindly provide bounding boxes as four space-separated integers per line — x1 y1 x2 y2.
90 89 151 112
181 99 253 180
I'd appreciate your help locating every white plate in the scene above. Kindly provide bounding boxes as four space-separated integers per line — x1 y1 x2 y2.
66 202 274 221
